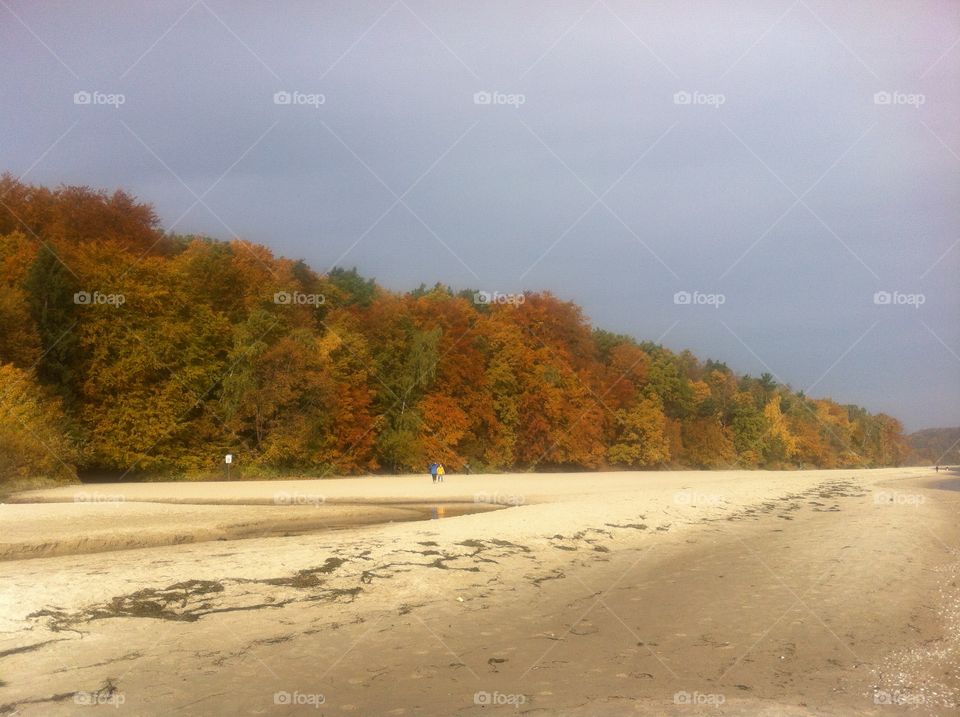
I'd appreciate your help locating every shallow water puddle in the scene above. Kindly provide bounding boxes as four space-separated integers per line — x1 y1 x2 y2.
929 477 960 492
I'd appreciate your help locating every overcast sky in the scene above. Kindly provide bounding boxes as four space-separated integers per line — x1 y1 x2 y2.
1 0 958 431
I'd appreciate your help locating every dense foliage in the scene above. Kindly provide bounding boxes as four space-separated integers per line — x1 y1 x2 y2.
0 176 910 482
907 427 960 466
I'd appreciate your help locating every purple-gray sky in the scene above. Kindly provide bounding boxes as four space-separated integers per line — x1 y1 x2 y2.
1 0 958 431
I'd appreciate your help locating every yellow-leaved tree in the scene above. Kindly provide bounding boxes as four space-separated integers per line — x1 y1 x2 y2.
0 363 77 485
763 394 799 464
607 395 671 467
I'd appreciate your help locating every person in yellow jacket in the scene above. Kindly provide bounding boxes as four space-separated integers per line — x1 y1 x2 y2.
436 464 445 483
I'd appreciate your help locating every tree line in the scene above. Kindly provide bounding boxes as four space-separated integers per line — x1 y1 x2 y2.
0 176 909 484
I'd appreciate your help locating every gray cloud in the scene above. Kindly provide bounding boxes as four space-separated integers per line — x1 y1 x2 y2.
1 0 958 430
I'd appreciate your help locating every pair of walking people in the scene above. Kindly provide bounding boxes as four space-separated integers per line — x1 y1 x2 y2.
429 462 445 483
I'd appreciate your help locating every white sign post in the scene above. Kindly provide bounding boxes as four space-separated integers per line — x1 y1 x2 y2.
225 453 233 479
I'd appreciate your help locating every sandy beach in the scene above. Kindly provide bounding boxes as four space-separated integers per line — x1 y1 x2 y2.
1 468 957 716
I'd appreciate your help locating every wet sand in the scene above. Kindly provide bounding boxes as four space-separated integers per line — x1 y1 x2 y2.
0 500 502 561
0 468 957 716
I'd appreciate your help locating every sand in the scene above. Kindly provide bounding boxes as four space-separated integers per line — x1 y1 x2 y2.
0 468 957 716
0 500 502 561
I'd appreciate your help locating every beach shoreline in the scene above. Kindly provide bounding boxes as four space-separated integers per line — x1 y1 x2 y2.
1 468 957 715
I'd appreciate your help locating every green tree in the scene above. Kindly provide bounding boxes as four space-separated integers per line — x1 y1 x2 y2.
23 245 79 401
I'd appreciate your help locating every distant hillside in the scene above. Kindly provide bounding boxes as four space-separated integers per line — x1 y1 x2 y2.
907 428 960 465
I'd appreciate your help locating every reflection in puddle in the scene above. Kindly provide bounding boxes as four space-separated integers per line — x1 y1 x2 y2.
347 502 503 528
394 502 502 522
929 477 960 492
261 502 504 539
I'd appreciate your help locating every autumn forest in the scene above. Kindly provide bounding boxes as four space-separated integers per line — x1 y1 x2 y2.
0 176 910 485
